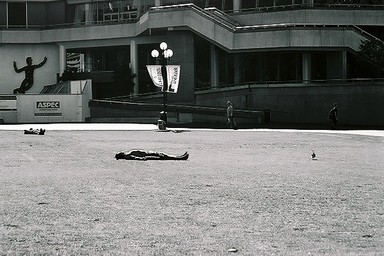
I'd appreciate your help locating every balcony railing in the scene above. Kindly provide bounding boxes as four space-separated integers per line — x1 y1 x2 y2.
195 78 384 92
1 3 384 30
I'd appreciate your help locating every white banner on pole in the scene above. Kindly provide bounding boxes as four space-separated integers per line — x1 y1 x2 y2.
166 65 181 93
146 65 163 88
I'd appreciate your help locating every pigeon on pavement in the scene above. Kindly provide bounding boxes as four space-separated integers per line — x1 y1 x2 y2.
311 150 316 160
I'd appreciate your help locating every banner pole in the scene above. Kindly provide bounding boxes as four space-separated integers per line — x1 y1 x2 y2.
161 59 167 124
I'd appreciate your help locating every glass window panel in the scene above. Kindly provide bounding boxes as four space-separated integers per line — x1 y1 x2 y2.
73 4 86 23
242 1 256 9
0 2 6 26
193 0 208 8
8 2 26 27
161 0 177 5
207 0 223 8
312 53 327 81
258 0 271 7
224 0 233 10
46 1 66 25
194 36 210 89
28 3 46 26
276 0 293 5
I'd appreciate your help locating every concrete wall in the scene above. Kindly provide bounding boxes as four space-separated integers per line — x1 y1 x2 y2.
0 44 60 95
234 9 384 26
0 95 18 123
195 83 384 127
16 80 92 123
165 31 195 103
1 8 370 52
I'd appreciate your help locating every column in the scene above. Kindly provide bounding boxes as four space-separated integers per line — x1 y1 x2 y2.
155 0 161 7
341 50 347 82
326 51 347 82
302 53 311 83
135 0 141 17
84 4 91 24
210 44 219 88
305 0 314 7
58 44 66 76
234 54 242 85
130 40 139 95
233 0 241 13
6 2 8 28
25 2 28 28
85 51 92 72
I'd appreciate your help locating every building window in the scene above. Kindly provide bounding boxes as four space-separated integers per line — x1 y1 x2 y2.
0 2 6 26
138 44 160 94
224 0 234 10
207 0 223 9
241 1 256 10
8 2 26 27
28 2 46 26
71 0 139 24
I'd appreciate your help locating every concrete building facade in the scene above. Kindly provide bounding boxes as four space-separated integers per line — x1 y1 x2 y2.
1 0 384 126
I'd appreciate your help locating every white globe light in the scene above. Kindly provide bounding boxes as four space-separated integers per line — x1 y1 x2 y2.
151 49 159 58
163 49 173 59
160 42 168 50
166 49 173 58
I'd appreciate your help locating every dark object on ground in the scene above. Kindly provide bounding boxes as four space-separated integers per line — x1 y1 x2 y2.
311 150 316 159
157 119 167 131
157 111 168 130
115 150 188 161
24 128 45 135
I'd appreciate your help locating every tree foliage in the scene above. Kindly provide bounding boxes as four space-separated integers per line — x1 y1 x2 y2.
358 39 384 71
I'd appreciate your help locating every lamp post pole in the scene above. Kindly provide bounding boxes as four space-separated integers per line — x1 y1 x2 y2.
151 42 173 126
161 59 167 113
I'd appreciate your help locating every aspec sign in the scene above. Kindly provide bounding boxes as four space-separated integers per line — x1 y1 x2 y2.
36 101 61 109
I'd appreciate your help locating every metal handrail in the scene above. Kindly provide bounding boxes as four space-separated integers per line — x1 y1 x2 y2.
352 25 384 43
204 7 245 26
235 3 384 13
90 99 264 117
0 17 137 30
149 4 238 32
101 78 384 101
195 78 384 92
1 3 384 30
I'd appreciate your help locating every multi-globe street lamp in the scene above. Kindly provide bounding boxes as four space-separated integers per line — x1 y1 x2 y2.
151 42 173 125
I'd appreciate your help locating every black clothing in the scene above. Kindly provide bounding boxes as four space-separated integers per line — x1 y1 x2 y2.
115 150 189 160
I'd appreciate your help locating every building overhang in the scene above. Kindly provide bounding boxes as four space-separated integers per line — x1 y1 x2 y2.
0 4 378 53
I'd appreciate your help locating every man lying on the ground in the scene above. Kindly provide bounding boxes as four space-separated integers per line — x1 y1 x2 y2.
24 128 45 135
115 150 189 160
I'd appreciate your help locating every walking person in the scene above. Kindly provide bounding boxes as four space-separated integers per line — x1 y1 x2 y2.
329 103 338 129
226 101 237 129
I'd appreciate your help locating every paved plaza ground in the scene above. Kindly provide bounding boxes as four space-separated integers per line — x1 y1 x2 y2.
1 124 383 255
